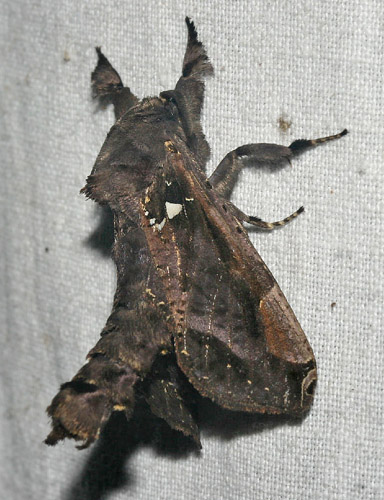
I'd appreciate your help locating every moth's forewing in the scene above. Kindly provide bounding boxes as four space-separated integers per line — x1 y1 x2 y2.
144 356 201 446
159 142 316 415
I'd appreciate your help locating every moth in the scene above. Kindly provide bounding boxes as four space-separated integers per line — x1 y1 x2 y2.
46 18 347 448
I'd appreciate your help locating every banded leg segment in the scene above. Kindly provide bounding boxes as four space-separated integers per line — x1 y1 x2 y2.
228 201 304 230
210 129 348 199
248 206 305 230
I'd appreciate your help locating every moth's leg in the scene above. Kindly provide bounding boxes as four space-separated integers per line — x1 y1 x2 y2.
210 129 348 199
92 47 138 120
228 200 304 230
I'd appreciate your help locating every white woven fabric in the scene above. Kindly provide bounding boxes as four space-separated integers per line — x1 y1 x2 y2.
1 1 383 499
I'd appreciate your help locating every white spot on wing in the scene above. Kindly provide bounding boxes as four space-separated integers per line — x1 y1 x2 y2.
283 388 290 406
156 218 166 231
166 202 183 219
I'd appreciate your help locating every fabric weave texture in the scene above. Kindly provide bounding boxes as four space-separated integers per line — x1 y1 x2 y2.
1 1 383 499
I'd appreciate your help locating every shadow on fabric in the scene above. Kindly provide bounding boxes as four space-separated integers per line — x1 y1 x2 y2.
64 395 300 500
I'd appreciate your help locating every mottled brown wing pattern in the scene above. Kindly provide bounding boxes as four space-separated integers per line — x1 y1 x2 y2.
160 143 316 415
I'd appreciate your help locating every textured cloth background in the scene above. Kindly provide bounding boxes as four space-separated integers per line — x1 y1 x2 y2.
1 1 383 499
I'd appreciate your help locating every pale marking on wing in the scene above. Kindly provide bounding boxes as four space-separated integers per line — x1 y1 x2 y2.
153 218 166 232
283 388 290 407
226 281 234 391
113 405 126 411
145 265 153 289
165 265 172 298
170 228 182 280
182 201 189 219
226 279 232 349
204 327 212 366
183 328 188 352
166 201 183 219
169 225 188 353
185 197 194 202
149 218 156 226
205 274 222 369
157 218 166 231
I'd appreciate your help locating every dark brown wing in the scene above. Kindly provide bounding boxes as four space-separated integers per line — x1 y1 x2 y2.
162 141 316 415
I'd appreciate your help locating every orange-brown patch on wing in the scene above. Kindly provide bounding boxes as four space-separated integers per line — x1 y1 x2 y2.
259 287 314 365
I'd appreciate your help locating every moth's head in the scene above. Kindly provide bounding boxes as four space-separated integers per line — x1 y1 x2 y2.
123 94 181 129
82 95 184 206
121 91 192 146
